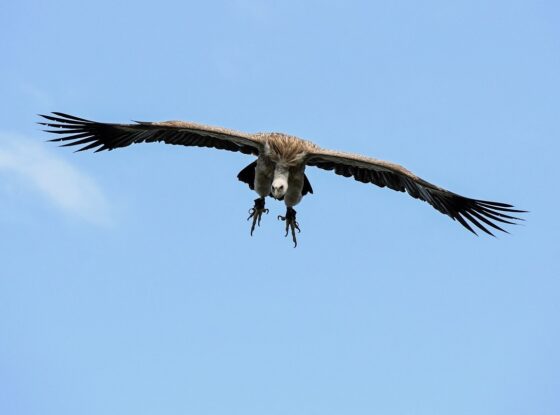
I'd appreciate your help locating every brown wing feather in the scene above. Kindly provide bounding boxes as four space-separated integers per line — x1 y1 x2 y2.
305 148 525 236
39 112 264 155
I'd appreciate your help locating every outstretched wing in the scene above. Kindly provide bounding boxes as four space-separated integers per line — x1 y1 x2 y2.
305 148 524 236
39 112 264 155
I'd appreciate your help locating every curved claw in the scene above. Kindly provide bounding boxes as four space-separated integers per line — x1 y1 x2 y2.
278 207 301 247
247 198 268 236
248 207 269 220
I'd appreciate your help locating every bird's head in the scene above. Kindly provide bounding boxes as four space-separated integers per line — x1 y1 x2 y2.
271 179 288 199
271 164 289 199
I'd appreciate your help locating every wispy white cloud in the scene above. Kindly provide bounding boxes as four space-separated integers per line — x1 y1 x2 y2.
0 132 111 225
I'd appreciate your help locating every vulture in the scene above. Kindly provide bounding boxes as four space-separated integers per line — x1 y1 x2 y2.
39 112 524 247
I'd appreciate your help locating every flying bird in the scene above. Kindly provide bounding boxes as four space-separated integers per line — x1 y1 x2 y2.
39 112 524 246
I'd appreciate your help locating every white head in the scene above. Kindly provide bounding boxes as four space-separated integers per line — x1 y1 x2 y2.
271 164 289 199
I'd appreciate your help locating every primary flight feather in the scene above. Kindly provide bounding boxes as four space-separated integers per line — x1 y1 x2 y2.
39 112 524 246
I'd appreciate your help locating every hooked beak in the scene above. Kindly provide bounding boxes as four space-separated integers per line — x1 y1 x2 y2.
271 185 286 200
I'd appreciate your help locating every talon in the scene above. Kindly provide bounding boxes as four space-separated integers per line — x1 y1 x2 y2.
278 207 301 247
247 208 255 220
247 197 268 236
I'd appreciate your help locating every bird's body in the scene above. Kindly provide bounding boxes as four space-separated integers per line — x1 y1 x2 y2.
255 132 312 202
39 112 524 246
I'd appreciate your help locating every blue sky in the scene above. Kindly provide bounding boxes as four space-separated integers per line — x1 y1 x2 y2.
1 1 559 414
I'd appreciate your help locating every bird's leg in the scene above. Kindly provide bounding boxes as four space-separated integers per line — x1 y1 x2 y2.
247 197 269 235
278 207 301 247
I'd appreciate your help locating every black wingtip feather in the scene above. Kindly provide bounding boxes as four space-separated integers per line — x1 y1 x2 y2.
428 193 524 237
455 214 479 236
461 211 496 236
39 113 87 125
468 209 509 234
51 112 93 122
457 198 525 237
